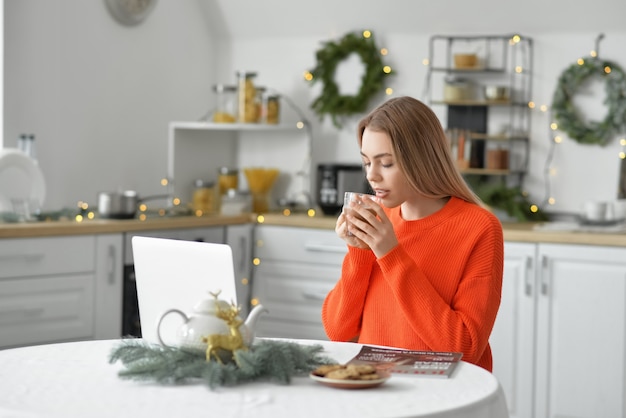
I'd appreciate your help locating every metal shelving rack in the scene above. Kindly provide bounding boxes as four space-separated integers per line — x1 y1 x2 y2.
424 33 534 184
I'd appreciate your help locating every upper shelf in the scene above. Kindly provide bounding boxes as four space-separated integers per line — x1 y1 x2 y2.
169 121 305 131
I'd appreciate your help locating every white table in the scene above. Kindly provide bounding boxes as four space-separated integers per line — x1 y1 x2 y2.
0 339 509 418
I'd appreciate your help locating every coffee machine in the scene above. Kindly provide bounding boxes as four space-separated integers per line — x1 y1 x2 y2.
316 164 370 215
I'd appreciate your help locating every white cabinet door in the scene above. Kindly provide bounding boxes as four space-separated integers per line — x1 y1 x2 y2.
251 225 346 339
491 242 536 418
535 244 626 418
0 236 97 348
94 234 123 339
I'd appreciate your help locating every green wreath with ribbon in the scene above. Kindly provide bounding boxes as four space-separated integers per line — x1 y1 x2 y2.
552 57 626 146
308 31 393 128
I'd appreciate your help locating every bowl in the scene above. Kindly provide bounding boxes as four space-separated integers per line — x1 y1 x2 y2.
484 85 510 101
454 53 478 69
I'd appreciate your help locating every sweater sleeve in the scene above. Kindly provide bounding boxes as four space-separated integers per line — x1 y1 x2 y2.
321 247 377 341
378 215 503 365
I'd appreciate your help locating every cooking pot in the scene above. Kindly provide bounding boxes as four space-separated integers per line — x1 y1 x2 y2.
97 191 170 219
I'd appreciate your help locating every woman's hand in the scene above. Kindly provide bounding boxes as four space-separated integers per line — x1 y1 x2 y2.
339 195 398 258
336 206 370 249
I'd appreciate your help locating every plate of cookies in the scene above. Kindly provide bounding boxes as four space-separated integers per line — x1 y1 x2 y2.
309 364 391 389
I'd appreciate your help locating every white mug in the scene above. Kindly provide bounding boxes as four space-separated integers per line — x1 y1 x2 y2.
583 201 608 222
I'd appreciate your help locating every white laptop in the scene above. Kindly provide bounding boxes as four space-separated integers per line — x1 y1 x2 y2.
131 236 237 344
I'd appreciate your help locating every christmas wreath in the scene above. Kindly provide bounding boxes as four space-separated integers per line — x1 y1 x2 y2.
552 57 626 146
308 31 393 128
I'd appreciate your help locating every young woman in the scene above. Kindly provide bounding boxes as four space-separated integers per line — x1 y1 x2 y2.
321 96 503 372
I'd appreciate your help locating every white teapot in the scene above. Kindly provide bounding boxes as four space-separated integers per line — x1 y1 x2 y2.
156 293 268 354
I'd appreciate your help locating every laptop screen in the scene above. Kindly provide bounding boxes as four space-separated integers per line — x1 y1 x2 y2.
131 236 237 344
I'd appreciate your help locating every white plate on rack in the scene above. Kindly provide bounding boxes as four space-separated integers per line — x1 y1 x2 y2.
0 148 45 212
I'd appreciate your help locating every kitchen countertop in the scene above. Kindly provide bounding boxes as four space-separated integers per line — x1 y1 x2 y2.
2 211 626 247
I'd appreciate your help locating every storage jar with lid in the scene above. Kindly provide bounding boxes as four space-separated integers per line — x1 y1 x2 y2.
236 71 258 123
220 189 252 216
192 179 216 216
218 167 239 197
261 93 280 124
212 84 237 123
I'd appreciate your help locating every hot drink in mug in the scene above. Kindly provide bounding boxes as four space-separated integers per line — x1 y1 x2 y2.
344 192 378 236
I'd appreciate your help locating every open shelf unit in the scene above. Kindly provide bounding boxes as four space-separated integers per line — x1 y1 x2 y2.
425 34 533 185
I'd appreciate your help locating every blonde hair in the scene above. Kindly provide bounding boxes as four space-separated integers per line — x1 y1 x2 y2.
357 96 481 205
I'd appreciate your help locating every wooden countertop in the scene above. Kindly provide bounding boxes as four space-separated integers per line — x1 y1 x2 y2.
0 214 252 238
2 212 626 247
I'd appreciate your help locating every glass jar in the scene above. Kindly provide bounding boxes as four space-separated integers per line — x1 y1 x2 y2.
212 84 237 123
192 179 215 216
218 167 239 197
220 189 252 215
236 71 258 123
261 94 280 124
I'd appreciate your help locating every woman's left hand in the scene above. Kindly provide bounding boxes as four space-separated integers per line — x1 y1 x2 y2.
346 196 398 258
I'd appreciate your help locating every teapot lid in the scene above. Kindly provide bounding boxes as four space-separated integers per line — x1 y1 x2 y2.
193 297 232 314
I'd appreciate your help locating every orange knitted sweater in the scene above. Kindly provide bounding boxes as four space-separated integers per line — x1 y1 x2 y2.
321 197 503 372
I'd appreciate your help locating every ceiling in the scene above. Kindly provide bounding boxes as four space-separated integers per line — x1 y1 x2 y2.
204 0 626 39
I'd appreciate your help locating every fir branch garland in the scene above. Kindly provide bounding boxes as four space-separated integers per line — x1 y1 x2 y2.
552 57 626 146
308 31 393 128
109 339 336 389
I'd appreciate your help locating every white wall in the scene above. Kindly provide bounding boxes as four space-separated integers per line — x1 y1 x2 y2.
4 1 216 210
4 1 626 215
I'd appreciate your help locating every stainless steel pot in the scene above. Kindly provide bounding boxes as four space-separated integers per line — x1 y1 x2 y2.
98 191 170 219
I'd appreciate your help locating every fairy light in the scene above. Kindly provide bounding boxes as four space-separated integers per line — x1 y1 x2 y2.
303 71 313 81
380 48 388 56
528 101 536 109
385 87 393 95
282 208 291 216
307 208 316 217
383 65 392 74
160 178 169 186
362 30 371 39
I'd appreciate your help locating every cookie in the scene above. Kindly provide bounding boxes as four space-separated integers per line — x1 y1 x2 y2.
312 364 344 377
326 368 361 380
346 364 376 375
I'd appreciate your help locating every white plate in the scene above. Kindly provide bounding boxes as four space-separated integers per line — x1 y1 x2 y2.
0 148 46 211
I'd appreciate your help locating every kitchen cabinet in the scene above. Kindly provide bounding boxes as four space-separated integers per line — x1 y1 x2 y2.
0 234 123 349
250 225 346 339
491 242 626 418
167 122 312 210
425 34 532 184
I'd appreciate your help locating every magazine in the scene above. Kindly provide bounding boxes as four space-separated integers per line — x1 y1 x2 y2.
347 345 463 378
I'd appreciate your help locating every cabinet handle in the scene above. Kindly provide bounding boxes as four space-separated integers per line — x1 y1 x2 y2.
540 255 549 295
107 245 116 285
0 307 45 318
524 256 533 296
303 243 347 254
0 253 45 262
238 236 247 271
301 290 328 301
